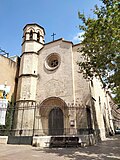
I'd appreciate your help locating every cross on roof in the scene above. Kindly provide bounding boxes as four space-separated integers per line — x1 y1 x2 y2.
51 33 56 41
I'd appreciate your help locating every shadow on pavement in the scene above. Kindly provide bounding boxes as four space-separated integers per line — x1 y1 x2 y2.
33 135 120 160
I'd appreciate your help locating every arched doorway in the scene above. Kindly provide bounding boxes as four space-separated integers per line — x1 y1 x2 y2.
49 107 64 135
39 97 68 135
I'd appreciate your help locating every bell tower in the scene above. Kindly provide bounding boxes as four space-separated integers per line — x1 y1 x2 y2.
17 23 45 104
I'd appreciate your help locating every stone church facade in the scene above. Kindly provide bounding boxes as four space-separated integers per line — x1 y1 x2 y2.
12 23 115 144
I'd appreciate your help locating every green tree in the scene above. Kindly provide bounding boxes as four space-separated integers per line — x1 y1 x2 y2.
78 0 120 104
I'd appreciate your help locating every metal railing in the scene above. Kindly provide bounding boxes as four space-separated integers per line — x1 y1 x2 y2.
0 103 99 137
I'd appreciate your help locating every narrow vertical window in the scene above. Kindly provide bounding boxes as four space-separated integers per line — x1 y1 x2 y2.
37 32 40 42
99 96 101 105
29 30 33 40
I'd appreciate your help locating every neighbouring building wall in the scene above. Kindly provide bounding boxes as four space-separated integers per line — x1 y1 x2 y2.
90 77 114 140
110 99 120 129
0 55 19 102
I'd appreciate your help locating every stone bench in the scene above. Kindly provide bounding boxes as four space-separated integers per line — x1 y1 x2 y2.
50 136 81 148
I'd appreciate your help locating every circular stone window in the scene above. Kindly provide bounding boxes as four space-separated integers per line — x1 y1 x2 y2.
45 53 61 71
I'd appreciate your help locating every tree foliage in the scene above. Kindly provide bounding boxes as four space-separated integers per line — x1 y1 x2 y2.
78 0 120 104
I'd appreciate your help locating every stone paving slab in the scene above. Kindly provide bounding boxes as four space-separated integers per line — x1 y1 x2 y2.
0 135 120 160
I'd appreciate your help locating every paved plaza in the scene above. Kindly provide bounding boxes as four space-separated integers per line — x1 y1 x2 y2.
0 135 120 160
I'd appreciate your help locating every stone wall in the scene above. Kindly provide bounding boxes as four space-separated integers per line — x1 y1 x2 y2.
36 40 74 104
72 44 91 105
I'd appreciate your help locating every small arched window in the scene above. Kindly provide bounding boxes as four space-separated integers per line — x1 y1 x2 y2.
29 30 33 40
37 32 40 42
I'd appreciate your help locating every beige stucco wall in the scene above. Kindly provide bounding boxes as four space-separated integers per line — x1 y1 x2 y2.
0 55 18 102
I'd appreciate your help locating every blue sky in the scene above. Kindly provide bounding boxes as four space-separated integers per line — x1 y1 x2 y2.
0 0 102 56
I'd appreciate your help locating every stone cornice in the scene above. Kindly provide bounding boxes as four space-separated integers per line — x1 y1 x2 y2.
20 51 39 57
21 39 44 46
19 74 38 78
45 38 73 46
16 99 36 103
